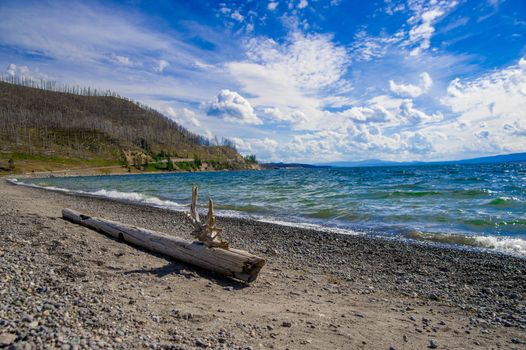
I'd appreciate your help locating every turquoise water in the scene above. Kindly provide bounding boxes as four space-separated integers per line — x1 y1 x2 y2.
17 162 526 255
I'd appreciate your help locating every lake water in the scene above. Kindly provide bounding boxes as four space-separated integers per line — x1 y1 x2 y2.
17 162 526 256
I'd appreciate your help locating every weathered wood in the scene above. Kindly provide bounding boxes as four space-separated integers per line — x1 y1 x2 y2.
186 185 228 249
62 208 265 282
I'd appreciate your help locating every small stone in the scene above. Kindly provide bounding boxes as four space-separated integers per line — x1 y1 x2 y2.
429 339 438 349
282 321 292 328
61 344 71 350
22 314 34 322
195 338 209 347
0 333 17 347
388 346 397 350
223 286 234 291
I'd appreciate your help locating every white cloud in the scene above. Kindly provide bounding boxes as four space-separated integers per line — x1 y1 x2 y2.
194 60 214 69
399 99 443 123
408 9 444 55
156 59 169 73
111 55 132 66
297 0 308 9
231 11 244 22
385 1 405 15
405 1 459 56
205 89 262 125
336 94 440 127
268 1 279 11
3 63 47 80
242 32 348 91
351 30 404 62
504 120 526 136
227 32 350 129
0 1 206 71
232 137 282 160
476 130 490 139
166 107 201 127
404 132 434 154
263 107 307 124
389 72 433 97
442 58 526 126
338 105 395 124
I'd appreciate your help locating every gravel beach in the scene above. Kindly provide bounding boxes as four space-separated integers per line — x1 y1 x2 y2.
1 178 525 349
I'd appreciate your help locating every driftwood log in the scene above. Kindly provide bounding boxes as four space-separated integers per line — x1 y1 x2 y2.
62 208 265 282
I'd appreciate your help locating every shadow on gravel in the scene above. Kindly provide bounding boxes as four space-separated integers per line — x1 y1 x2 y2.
124 260 249 290
62 217 250 290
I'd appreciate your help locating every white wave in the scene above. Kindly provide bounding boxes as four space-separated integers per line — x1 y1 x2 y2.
257 218 363 236
89 189 183 209
473 236 526 256
10 179 184 210
9 177 525 257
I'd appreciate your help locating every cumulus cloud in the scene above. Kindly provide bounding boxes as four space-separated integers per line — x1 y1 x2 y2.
442 57 526 125
389 72 433 97
232 137 280 160
156 59 169 73
404 132 434 154
335 94 440 128
205 89 262 125
338 105 395 124
3 63 47 80
227 32 351 130
399 99 442 123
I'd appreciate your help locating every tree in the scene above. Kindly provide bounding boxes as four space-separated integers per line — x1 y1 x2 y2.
193 155 202 168
244 154 257 164
166 159 174 171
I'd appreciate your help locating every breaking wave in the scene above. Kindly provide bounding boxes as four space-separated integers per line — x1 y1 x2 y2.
407 231 526 256
9 178 184 210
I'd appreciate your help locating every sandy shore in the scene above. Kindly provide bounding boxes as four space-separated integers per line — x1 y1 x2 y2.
1 179 525 349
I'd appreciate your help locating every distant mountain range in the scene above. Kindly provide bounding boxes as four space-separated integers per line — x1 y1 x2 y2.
260 162 331 169
262 152 526 169
318 152 526 167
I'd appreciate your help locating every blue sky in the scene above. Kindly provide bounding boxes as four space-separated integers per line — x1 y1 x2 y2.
1 0 525 162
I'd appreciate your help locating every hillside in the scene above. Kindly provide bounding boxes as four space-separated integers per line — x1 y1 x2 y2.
0 81 250 173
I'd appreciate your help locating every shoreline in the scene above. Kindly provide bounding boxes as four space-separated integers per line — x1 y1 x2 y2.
7 175 526 259
1 179 525 349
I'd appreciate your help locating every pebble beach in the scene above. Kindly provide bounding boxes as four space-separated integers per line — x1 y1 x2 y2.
1 179 525 349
